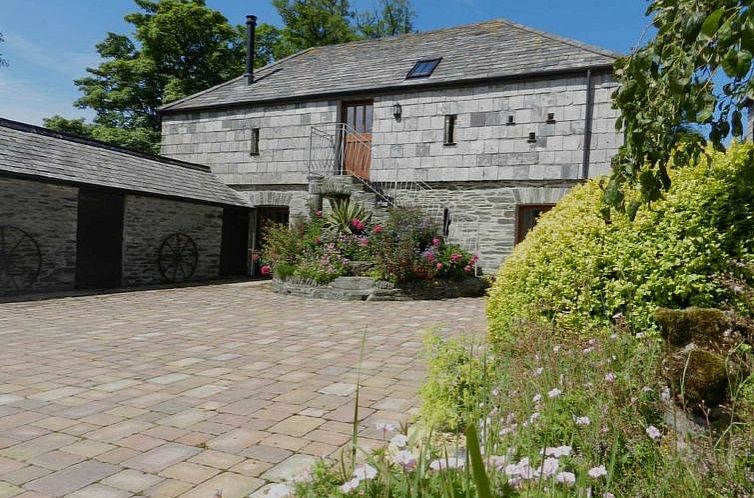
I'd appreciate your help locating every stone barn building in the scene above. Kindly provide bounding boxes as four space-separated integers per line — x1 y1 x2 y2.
157 19 624 272
0 119 251 297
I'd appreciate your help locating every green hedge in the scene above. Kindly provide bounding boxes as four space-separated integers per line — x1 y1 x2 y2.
488 143 754 346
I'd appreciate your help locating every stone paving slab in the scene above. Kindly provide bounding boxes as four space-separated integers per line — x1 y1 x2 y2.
0 282 485 496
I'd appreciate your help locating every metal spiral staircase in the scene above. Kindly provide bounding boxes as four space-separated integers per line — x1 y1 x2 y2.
307 123 480 261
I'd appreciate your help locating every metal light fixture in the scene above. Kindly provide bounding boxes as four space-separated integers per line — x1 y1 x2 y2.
392 102 402 120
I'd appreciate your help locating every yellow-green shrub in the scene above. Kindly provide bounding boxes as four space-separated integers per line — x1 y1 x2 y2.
488 143 754 347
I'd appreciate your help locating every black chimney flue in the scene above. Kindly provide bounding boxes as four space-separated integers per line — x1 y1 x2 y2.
245 15 257 85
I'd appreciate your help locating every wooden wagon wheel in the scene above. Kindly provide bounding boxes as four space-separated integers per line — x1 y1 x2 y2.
0 225 42 292
157 233 198 283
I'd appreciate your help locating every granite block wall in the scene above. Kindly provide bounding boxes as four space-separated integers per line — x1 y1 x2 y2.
0 176 78 295
161 101 337 186
160 72 621 190
121 195 224 286
383 182 575 270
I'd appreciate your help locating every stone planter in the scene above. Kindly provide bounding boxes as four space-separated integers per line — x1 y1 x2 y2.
272 275 485 301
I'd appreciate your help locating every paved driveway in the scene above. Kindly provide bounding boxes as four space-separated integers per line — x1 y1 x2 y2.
0 282 486 497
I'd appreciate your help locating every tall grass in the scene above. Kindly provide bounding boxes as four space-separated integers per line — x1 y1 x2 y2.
293 322 754 497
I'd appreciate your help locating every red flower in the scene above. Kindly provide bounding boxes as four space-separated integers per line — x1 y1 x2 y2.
450 253 462 263
436 262 443 270
316 210 323 218
373 224 383 234
351 218 365 231
260 265 272 276
432 237 441 247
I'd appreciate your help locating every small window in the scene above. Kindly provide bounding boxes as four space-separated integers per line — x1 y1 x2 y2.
516 204 554 243
506 115 516 125
250 128 260 156
546 112 556 124
407 57 442 78
444 115 457 145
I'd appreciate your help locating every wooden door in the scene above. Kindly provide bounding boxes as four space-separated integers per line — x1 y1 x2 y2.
341 101 373 180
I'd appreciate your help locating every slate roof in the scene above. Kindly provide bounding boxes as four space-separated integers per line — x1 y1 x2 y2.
161 19 619 112
0 118 249 207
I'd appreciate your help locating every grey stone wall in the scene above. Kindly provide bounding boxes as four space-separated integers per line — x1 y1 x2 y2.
161 101 337 186
161 73 620 190
377 182 575 271
121 195 224 286
0 177 79 295
370 73 620 183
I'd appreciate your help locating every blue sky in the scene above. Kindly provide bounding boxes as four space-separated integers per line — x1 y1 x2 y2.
0 1 651 125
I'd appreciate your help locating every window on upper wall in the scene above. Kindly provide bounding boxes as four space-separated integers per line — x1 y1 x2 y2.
516 204 554 244
250 128 260 156
407 57 442 78
444 115 457 145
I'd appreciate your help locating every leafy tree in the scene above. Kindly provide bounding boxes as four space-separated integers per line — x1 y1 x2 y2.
46 0 245 154
272 0 358 57
42 116 93 137
357 0 416 38
609 0 754 214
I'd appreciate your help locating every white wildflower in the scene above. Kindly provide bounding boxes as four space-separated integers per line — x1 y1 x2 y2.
353 464 377 480
390 433 408 448
392 449 417 471
660 386 671 402
603 493 616 498
532 393 542 403
429 457 464 470
553 345 561 353
540 457 560 477
340 478 361 493
612 312 624 320
556 471 576 486
529 412 541 423
588 465 608 479
574 415 591 426
375 423 397 432
582 347 594 354
642 386 653 393
604 372 616 383
646 425 662 441
548 388 562 398
534 367 544 377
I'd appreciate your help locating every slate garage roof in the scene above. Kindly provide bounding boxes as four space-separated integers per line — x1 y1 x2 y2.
160 18 620 112
0 118 249 207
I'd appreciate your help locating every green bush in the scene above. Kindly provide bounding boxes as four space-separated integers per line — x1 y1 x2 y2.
488 143 754 347
419 332 492 431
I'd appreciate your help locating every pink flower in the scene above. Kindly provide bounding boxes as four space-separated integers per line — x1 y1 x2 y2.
315 210 323 218
260 265 272 276
436 262 443 270
464 265 472 273
373 224 383 234
432 237 441 247
351 218 365 231
450 253 462 263
358 236 369 247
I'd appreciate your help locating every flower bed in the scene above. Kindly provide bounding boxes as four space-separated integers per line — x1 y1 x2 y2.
259 202 483 300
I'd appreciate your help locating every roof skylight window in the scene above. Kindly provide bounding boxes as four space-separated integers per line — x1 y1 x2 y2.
407 57 442 78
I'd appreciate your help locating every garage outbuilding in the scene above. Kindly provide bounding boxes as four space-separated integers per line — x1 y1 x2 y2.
0 118 252 296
